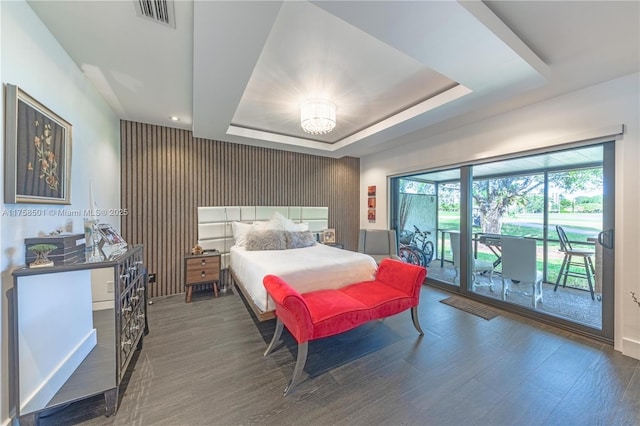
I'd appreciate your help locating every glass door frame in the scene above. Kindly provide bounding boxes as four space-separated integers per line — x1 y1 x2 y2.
390 141 614 344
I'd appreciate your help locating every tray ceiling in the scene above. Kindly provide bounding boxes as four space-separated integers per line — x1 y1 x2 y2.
26 1 639 158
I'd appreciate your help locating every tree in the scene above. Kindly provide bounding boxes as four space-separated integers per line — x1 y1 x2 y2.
473 176 543 234
473 168 602 234
399 178 434 195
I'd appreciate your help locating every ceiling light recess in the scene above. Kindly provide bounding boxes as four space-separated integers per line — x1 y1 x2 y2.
300 99 336 135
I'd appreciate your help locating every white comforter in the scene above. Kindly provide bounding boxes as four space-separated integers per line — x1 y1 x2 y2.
231 244 377 312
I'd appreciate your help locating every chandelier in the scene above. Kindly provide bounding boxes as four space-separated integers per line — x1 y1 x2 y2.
300 99 336 135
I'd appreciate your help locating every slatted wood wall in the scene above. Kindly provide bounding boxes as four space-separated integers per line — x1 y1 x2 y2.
120 121 360 298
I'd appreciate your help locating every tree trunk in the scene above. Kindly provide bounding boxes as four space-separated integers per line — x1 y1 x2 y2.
482 208 503 234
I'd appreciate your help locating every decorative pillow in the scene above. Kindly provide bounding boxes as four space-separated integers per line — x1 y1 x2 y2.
245 229 287 251
286 231 316 249
296 222 310 232
232 222 253 247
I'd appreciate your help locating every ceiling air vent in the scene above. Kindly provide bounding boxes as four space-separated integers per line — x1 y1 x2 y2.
133 0 176 28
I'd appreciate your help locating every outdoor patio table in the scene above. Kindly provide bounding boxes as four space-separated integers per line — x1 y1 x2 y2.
439 230 504 268
476 233 503 267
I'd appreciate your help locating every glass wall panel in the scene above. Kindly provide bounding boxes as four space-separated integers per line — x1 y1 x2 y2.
546 167 603 329
470 147 605 330
470 170 545 297
393 169 460 287
390 143 611 339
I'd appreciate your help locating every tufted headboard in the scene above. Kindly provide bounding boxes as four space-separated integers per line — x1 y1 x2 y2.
197 206 329 269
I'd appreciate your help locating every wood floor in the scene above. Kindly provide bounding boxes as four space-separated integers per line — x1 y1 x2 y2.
39 285 640 426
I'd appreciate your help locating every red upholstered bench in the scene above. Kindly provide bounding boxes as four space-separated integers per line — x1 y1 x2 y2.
263 258 427 395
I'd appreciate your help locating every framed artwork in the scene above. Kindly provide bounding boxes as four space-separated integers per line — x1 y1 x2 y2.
368 209 376 221
367 185 376 197
367 197 376 208
4 84 72 204
321 228 336 244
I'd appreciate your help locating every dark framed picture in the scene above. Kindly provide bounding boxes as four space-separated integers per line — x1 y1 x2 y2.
4 84 72 204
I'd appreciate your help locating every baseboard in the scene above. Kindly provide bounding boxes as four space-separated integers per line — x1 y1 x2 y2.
622 337 640 360
21 329 97 414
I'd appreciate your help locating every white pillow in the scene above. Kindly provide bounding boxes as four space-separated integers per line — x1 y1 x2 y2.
251 220 273 231
232 222 253 247
269 211 293 230
296 222 310 232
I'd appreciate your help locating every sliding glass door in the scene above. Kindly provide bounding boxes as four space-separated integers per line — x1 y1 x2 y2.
390 142 614 342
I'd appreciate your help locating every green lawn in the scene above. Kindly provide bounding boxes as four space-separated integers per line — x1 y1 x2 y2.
438 212 600 241
436 211 600 289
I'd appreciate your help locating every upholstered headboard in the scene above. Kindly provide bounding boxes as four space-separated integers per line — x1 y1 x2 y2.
197 206 329 269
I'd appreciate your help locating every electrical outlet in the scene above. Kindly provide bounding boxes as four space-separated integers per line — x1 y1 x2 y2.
148 273 156 283
107 281 114 293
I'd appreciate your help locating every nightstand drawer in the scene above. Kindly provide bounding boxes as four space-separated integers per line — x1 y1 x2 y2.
185 268 219 284
185 256 220 271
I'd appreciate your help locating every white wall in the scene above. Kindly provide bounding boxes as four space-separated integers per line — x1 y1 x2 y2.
0 1 120 424
91 268 115 311
360 73 640 360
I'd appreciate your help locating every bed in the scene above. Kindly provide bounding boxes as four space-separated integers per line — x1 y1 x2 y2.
197 206 378 320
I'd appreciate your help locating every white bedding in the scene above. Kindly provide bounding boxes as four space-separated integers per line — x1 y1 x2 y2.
230 244 378 312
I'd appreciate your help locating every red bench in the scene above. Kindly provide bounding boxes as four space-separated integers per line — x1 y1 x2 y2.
263 258 427 395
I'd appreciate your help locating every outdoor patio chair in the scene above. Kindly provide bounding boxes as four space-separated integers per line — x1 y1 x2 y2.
500 236 544 308
555 225 596 300
449 232 494 291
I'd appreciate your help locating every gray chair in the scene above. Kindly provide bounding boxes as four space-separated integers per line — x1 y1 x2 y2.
357 229 401 264
500 236 543 308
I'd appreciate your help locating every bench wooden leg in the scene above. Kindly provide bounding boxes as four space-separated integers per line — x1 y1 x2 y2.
411 306 424 335
284 341 308 396
264 318 283 357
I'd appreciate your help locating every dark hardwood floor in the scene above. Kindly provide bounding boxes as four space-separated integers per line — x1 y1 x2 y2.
39 285 640 426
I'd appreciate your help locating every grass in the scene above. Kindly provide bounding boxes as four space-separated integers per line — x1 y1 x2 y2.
435 212 600 289
438 212 601 242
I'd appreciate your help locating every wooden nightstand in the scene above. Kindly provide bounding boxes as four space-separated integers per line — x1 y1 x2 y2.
184 251 221 303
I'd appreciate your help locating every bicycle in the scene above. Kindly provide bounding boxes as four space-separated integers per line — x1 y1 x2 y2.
398 225 435 267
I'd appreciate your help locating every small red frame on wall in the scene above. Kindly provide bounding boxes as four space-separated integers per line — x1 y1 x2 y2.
367 185 376 222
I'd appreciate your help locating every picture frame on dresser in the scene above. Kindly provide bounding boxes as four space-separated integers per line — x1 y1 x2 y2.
96 224 128 259
4 84 72 204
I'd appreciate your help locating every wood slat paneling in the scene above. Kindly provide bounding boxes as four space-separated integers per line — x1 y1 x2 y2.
120 121 360 298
